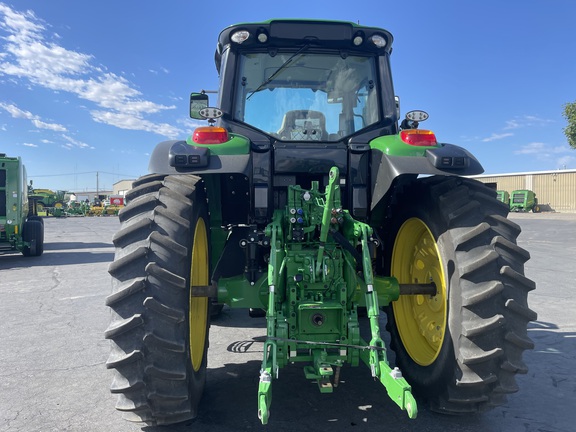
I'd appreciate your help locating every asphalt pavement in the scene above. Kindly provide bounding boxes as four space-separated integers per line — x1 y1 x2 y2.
0 213 574 432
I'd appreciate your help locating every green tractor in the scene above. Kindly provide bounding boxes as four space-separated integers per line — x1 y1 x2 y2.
0 154 44 256
510 189 540 212
29 188 69 216
105 20 536 426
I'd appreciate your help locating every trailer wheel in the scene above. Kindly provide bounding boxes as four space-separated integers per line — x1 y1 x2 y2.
22 219 44 256
27 215 44 225
105 173 211 426
382 176 536 414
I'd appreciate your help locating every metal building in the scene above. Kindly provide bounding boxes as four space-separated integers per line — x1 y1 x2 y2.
470 169 576 213
112 179 135 196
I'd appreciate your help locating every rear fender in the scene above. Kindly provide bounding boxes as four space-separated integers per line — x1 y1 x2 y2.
148 140 253 253
370 145 484 210
148 139 251 176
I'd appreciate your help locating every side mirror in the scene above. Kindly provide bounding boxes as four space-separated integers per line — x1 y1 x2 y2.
190 93 209 119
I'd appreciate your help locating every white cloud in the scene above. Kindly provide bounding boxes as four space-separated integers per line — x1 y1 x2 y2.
515 143 572 156
149 67 170 75
91 110 180 137
62 133 94 149
176 116 205 128
482 132 513 142
515 142 575 168
22 142 37 147
514 142 545 155
0 4 182 137
556 155 576 169
0 101 67 131
504 115 555 130
0 4 44 43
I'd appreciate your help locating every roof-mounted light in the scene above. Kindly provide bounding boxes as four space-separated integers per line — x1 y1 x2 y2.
353 32 364 46
406 110 429 122
400 129 437 146
231 30 250 44
257 31 268 43
370 34 387 48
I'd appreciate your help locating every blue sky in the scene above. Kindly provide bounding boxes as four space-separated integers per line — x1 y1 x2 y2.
1 1 575 192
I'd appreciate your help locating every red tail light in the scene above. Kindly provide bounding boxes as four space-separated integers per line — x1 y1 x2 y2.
400 129 437 146
193 127 229 144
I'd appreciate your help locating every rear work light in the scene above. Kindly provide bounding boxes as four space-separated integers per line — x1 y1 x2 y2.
192 127 229 144
400 129 437 146
231 30 250 44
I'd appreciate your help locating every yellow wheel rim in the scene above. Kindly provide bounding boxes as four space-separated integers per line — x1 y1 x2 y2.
189 217 209 372
391 218 447 366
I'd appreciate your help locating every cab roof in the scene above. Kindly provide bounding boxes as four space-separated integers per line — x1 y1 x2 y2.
215 19 394 71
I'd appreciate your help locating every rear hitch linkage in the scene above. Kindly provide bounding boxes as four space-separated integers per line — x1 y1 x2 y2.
257 167 419 424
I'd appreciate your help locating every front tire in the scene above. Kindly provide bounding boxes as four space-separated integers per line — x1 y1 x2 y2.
105 173 211 426
382 176 537 414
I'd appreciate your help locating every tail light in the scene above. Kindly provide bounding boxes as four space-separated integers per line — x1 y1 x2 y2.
192 127 229 144
400 129 437 146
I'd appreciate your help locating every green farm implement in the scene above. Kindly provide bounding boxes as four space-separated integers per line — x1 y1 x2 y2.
510 189 540 212
496 189 510 205
0 154 44 256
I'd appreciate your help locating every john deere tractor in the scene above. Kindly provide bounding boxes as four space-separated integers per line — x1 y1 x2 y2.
105 20 536 426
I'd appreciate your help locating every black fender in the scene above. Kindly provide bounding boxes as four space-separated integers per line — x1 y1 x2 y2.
148 140 251 176
370 144 484 210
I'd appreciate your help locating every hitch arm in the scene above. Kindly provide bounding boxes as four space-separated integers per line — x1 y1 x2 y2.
258 212 284 424
315 166 339 276
359 224 418 419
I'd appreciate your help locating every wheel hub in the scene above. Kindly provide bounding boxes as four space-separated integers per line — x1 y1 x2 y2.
391 218 447 366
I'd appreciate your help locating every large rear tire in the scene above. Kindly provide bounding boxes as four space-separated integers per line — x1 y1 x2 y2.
381 176 536 414
105 173 211 426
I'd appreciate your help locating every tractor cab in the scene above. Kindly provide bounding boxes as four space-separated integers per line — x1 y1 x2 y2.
187 20 400 221
208 20 398 142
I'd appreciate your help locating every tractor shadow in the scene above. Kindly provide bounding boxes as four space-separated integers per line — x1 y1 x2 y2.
211 306 267 330
0 243 114 268
44 241 113 251
142 359 490 432
139 321 575 432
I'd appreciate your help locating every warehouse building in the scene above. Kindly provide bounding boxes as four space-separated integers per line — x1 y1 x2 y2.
112 179 135 196
470 168 576 213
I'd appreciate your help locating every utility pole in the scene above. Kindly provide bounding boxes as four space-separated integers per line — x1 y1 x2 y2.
96 171 99 201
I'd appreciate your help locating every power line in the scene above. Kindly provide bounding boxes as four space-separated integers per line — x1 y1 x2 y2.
29 171 140 178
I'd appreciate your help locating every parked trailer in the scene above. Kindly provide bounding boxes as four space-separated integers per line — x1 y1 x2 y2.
0 154 44 256
496 190 510 205
510 189 540 212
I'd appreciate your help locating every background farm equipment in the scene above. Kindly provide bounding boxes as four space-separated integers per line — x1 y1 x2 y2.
29 188 71 216
65 200 90 216
105 19 536 427
510 189 540 212
496 189 510 205
0 154 44 256
103 195 125 215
